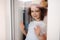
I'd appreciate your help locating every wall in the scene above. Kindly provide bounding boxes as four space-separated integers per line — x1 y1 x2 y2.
48 0 60 40
0 0 11 40
0 0 6 40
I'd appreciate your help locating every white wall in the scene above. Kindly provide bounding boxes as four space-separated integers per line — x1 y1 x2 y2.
0 0 11 40
48 0 60 40
0 0 6 40
5 0 11 40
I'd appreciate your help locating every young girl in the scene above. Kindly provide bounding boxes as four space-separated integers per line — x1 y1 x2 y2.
25 4 47 40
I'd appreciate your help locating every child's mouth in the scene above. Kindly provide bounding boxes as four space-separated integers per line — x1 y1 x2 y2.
34 15 38 17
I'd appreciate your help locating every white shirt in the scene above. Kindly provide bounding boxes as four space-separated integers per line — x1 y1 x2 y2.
25 21 46 40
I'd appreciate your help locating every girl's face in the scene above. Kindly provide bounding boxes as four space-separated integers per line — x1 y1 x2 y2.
31 5 41 20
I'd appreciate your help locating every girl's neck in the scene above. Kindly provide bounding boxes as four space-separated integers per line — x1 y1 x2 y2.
35 18 41 22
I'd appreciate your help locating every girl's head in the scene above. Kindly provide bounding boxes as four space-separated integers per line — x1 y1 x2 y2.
28 4 47 21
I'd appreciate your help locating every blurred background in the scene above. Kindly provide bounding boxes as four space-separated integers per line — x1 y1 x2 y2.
0 0 60 40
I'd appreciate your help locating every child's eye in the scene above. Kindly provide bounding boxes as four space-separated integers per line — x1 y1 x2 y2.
35 10 40 12
31 10 40 13
31 11 34 13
